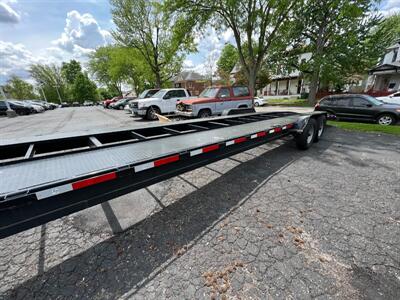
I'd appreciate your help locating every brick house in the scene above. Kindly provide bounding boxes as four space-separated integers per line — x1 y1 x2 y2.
172 71 207 96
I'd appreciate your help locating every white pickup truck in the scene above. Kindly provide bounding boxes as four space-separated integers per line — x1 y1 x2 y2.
130 88 193 120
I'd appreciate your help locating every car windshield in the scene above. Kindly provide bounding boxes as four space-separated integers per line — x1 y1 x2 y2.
199 88 219 98
138 90 148 98
151 89 167 98
363 95 383 106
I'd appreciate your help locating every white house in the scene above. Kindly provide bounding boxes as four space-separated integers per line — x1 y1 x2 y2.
368 40 400 92
263 52 312 97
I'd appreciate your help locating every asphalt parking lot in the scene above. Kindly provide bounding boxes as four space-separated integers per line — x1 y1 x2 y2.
0 107 399 299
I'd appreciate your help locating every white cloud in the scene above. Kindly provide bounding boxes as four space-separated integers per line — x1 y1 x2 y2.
53 10 111 55
0 1 20 23
0 41 39 83
384 0 400 9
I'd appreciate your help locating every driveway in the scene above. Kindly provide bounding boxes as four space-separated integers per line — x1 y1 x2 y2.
0 124 399 299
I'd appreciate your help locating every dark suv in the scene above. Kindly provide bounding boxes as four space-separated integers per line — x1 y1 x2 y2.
315 94 400 125
0 100 32 116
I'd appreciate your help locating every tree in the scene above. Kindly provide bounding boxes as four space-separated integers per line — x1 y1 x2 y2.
217 44 239 84
30 64 66 103
88 46 124 95
167 0 298 96
292 0 382 103
111 0 196 88
61 60 82 84
72 73 98 102
376 13 400 47
4 76 38 99
88 46 154 95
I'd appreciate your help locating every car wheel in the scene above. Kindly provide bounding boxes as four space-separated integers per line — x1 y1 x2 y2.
314 115 326 143
377 114 395 126
295 118 317 150
146 106 161 120
254 102 260 107
198 109 211 118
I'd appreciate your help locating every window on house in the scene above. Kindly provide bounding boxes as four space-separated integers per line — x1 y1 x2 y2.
392 49 398 62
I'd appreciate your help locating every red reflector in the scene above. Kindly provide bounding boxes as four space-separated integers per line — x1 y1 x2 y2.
203 144 219 153
286 124 294 129
234 137 247 144
72 172 117 190
154 154 180 167
257 131 266 137
274 127 282 133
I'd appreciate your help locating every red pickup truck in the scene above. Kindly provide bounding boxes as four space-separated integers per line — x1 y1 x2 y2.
176 86 253 118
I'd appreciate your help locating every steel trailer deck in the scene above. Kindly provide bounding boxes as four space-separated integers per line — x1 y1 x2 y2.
0 111 324 239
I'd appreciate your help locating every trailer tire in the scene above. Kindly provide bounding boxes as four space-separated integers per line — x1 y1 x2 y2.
314 115 326 143
295 118 317 150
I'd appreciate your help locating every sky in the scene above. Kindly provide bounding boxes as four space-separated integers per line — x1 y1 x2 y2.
0 0 399 85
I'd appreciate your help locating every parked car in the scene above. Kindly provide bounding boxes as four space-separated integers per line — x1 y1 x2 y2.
72 102 80 107
0 100 32 115
60 102 70 108
110 97 133 110
176 86 253 118
130 88 194 120
377 92 400 105
103 96 122 108
253 96 266 107
25 100 45 113
315 94 400 125
83 101 94 106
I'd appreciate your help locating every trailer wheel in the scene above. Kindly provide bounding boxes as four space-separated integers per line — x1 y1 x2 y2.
295 118 317 150
314 115 326 143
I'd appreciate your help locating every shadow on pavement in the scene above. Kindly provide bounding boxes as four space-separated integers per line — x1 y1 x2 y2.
5 136 334 299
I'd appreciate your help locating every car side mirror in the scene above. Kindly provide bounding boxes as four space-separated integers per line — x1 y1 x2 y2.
163 95 170 100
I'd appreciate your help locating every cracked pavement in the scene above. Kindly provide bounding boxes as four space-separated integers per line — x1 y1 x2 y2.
0 114 399 299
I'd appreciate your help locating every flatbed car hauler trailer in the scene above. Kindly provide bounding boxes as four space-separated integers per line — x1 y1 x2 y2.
0 111 326 239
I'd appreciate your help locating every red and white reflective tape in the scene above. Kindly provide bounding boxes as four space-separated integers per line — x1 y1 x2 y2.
134 154 180 173
226 137 247 146
36 172 117 200
250 131 267 139
190 144 220 157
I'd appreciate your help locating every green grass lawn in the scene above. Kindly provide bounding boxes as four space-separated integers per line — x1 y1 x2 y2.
266 98 313 107
327 120 400 136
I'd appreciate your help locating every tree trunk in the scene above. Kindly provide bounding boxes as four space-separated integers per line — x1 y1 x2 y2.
308 68 320 104
248 69 257 107
155 72 162 89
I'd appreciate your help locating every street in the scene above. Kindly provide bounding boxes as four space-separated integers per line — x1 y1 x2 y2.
0 107 399 299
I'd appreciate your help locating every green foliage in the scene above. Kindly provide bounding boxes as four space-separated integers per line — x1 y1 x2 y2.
61 60 82 85
166 0 299 94
72 73 98 102
290 0 382 102
88 46 154 94
4 75 38 100
88 46 124 95
328 121 400 136
111 0 196 88
97 87 120 100
30 63 66 103
374 13 400 47
217 44 239 83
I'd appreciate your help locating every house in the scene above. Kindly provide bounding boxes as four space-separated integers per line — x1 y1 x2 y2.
368 40 400 92
172 71 207 96
263 52 312 97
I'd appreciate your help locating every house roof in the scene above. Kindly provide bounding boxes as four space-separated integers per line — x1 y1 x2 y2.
369 62 400 74
172 71 205 82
